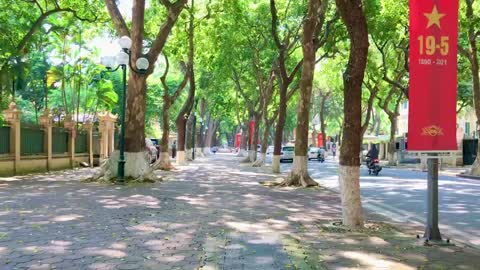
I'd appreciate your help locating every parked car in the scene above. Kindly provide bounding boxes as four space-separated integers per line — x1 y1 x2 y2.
308 147 326 161
145 138 158 163
280 146 295 162
257 144 261 152
266 146 274 155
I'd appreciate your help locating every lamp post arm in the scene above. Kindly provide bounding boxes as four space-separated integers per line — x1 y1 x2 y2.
125 49 148 75
104 66 121 73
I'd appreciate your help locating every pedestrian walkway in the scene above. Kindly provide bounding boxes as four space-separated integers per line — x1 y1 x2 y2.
0 154 479 269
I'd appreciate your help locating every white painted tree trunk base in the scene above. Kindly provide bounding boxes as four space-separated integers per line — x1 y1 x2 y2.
203 148 211 156
195 148 205 158
280 156 318 187
252 153 266 167
241 150 256 163
387 152 396 166
156 152 174 171
176 151 187 165
185 149 193 161
272 155 281 173
249 150 257 162
236 149 247 157
91 151 157 182
338 165 364 229
469 158 480 176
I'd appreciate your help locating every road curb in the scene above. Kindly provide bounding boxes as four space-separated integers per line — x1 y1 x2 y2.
457 173 480 180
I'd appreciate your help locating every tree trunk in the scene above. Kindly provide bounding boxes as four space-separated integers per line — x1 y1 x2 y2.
361 88 377 139
311 93 318 147
249 114 260 162
319 92 330 148
253 122 271 167
375 115 381 136
204 115 214 152
176 114 188 165
176 94 195 165
387 114 397 166
185 112 194 161
195 99 206 157
93 0 187 182
466 0 480 176
209 120 220 147
272 85 287 173
336 0 369 229
368 110 377 135
158 101 172 170
34 104 39 124
175 1 195 165
93 74 155 182
125 74 148 152
281 0 320 187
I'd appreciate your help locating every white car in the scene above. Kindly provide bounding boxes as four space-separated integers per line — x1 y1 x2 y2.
280 146 294 162
266 146 274 155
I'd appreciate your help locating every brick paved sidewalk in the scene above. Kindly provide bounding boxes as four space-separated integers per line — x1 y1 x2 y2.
0 154 479 270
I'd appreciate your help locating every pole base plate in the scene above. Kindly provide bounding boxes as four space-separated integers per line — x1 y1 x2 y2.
416 235 454 247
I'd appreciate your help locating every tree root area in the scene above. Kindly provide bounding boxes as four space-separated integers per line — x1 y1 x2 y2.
86 151 160 184
279 172 319 187
252 158 265 167
155 162 176 171
260 174 320 188
240 156 252 163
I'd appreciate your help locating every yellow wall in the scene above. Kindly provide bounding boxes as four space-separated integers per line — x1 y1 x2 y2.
51 157 71 170
0 156 89 176
0 159 14 176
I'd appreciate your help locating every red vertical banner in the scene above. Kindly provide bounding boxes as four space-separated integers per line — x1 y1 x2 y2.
408 0 459 151
235 133 241 148
317 133 324 147
249 120 255 145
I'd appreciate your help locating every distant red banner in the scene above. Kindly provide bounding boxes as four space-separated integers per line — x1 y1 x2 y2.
317 133 324 147
249 120 255 145
408 0 458 151
235 133 241 148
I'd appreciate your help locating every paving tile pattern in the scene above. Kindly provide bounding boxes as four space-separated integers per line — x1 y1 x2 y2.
0 157 337 270
0 155 479 270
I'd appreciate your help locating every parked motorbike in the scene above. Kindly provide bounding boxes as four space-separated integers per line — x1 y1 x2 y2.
366 157 382 176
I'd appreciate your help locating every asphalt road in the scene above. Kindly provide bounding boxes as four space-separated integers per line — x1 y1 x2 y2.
264 154 480 248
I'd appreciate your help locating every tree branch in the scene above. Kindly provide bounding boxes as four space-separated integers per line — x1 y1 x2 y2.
105 0 130 36
270 0 283 50
457 99 470 114
160 54 170 92
171 62 190 102
131 0 146 62
373 35 409 98
147 0 188 73
159 0 172 7
232 68 254 112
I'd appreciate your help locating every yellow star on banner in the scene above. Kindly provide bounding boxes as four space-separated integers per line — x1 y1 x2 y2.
424 5 446 29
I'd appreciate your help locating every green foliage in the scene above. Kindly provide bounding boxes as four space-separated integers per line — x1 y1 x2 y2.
3 0 479 142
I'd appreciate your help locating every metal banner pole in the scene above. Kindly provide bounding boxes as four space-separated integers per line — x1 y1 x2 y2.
424 156 442 241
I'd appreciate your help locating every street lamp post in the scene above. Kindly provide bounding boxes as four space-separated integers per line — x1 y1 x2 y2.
101 36 150 184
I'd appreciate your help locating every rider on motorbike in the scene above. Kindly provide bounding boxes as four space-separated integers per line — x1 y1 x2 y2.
366 145 379 168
